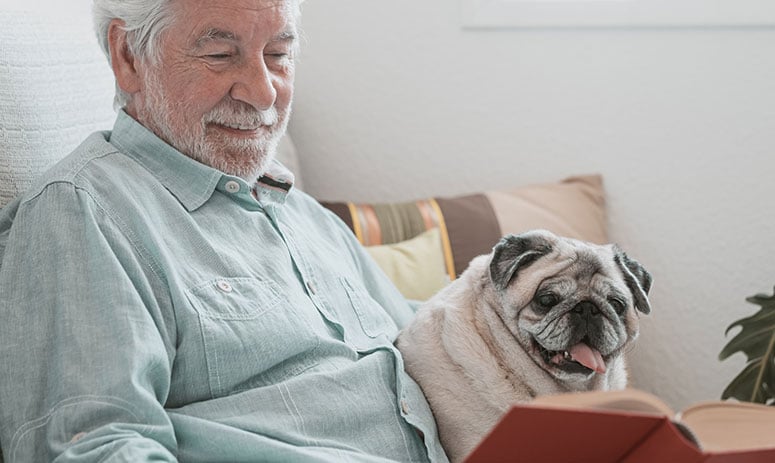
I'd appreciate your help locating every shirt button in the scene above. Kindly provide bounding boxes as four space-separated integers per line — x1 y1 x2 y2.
306 280 317 295
225 180 241 194
400 399 410 415
216 280 233 293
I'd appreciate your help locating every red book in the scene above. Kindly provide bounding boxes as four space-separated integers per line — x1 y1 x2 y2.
464 388 775 463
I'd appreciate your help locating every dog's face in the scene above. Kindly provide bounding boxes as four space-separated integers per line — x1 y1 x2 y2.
488 230 652 383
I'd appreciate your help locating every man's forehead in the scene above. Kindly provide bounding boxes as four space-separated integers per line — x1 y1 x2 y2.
168 0 298 43
169 0 296 14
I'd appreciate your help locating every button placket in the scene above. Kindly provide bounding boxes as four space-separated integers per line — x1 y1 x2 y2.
400 399 410 415
306 280 317 295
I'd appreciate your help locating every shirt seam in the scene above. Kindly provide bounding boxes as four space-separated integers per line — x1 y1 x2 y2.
14 179 177 360
9 395 144 460
18 148 120 208
74 182 180 359
24 180 169 289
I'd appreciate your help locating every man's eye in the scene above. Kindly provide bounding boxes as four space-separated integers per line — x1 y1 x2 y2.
206 53 232 60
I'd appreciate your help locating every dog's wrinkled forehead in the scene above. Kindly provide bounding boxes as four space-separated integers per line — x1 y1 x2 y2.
561 246 619 282
489 230 652 314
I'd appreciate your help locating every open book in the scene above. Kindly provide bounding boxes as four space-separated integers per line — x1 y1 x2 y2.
464 388 775 463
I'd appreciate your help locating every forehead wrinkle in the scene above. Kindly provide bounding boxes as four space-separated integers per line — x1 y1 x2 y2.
573 250 605 280
598 281 629 307
190 1 296 18
539 277 574 294
169 0 298 42
191 26 296 52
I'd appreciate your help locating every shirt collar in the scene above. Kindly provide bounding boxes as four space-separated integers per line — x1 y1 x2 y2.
255 160 295 206
108 110 295 211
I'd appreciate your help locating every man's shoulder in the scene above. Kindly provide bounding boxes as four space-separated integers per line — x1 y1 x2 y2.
20 131 138 205
22 131 114 189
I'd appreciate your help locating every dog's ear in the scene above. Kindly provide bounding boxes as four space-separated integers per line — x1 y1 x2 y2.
614 249 653 314
489 231 554 291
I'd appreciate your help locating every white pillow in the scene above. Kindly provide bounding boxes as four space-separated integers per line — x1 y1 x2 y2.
0 10 116 208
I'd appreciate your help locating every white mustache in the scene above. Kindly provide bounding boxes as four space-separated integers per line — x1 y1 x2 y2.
204 103 278 130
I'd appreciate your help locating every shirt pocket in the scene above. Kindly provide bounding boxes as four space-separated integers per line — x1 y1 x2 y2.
339 277 400 343
186 277 321 398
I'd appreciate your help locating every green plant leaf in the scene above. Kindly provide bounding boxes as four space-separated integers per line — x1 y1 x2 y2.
718 287 775 404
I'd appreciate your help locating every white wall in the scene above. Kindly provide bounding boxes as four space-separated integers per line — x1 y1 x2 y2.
1 0 92 16
290 0 775 410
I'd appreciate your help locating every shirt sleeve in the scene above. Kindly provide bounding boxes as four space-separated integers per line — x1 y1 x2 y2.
0 183 178 462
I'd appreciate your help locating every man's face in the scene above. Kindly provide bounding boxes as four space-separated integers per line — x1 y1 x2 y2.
128 0 297 183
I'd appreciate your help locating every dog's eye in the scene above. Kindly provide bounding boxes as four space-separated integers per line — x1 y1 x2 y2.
535 293 560 309
608 298 627 315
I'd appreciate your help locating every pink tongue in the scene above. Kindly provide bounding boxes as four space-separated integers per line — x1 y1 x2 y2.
569 343 606 373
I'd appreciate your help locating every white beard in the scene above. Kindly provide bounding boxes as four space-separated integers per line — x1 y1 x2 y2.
136 68 290 184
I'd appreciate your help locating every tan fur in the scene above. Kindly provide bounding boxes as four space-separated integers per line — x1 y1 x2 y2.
396 230 649 462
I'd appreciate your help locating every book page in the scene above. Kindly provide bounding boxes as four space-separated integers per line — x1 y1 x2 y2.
531 388 675 417
678 401 775 452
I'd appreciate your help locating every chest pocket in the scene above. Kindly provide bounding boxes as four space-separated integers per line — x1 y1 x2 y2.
338 277 400 348
186 277 320 398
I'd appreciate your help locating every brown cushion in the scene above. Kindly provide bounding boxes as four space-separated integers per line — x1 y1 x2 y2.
320 174 608 281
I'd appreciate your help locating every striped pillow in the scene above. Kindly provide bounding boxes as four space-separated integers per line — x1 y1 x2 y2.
321 174 608 282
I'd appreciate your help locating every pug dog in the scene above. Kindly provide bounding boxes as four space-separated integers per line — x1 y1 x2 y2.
396 229 652 462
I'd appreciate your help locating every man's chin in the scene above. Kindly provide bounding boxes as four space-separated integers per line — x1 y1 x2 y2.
201 148 275 184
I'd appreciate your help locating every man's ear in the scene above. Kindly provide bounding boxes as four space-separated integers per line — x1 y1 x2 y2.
108 19 142 97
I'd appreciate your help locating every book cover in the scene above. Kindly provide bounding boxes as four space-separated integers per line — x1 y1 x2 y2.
464 389 775 463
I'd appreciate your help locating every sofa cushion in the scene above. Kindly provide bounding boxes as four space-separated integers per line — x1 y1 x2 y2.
365 228 449 301
0 10 116 209
320 174 608 297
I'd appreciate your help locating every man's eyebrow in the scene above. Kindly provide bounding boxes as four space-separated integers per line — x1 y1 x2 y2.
193 28 297 47
194 28 239 47
274 30 297 42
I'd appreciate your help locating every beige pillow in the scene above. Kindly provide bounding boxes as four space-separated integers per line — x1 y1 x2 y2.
486 175 607 245
365 228 449 301
321 174 608 279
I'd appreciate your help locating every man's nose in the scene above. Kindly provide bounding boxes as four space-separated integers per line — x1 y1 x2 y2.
230 57 277 111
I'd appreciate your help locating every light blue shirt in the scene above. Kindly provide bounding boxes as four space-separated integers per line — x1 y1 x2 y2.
0 111 448 463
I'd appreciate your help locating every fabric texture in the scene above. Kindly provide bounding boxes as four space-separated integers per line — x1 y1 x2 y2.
321 174 608 281
0 11 116 209
365 228 450 301
0 112 447 463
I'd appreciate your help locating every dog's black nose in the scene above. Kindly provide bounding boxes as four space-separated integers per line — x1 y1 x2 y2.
572 301 600 317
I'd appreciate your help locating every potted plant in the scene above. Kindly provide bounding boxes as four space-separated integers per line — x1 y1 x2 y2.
719 287 775 405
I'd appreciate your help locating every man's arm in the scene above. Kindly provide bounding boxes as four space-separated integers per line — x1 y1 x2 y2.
0 183 177 462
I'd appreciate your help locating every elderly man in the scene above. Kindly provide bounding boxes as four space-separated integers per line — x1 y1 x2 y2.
0 0 448 461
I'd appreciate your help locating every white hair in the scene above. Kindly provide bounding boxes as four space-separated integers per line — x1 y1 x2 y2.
92 0 303 109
